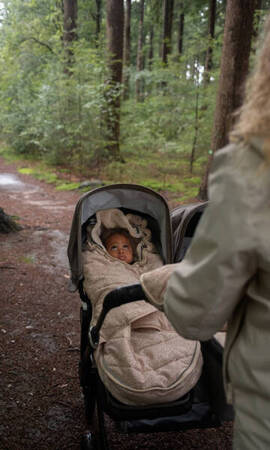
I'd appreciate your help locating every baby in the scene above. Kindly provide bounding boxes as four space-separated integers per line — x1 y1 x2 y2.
102 228 134 264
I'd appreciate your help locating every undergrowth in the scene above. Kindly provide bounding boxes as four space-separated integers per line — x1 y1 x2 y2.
0 145 204 205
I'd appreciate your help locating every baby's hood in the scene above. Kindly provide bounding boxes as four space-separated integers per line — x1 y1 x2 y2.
88 208 155 262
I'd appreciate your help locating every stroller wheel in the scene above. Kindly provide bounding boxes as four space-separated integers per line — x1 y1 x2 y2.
80 431 96 450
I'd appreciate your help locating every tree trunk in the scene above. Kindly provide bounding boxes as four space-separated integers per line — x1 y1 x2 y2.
211 0 256 151
95 0 102 45
204 0 216 85
0 208 22 233
106 0 124 160
177 3 184 56
162 0 174 65
253 0 262 44
198 0 256 200
148 26 154 69
190 91 200 173
63 0 77 74
135 0 145 101
123 0 131 99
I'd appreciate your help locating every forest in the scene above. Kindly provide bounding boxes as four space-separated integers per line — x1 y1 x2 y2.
0 0 269 203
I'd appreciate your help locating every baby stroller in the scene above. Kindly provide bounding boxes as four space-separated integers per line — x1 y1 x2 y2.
67 184 233 450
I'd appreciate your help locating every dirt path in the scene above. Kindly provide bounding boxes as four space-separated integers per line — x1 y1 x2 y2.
0 157 233 449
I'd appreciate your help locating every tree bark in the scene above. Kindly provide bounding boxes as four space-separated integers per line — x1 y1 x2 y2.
162 0 174 65
253 0 262 43
63 0 77 74
148 26 154 69
198 0 256 200
212 0 256 151
106 0 124 160
123 0 131 99
177 2 184 56
204 0 216 85
0 208 22 233
135 0 145 101
95 0 102 45
190 91 200 173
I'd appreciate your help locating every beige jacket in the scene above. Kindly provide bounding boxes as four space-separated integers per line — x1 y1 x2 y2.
141 139 270 405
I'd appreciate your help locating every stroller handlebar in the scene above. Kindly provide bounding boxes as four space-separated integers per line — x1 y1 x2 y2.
89 283 146 349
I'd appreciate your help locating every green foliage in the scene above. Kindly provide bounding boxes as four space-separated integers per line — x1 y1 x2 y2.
0 0 111 168
17 161 80 190
122 54 217 165
0 0 230 202
18 167 35 175
55 182 80 191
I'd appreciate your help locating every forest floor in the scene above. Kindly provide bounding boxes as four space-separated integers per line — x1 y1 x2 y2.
0 156 233 449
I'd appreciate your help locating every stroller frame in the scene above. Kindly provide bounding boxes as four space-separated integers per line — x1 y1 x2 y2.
67 184 233 450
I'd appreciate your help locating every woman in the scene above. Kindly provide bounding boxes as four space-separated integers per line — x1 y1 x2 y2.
140 16 270 450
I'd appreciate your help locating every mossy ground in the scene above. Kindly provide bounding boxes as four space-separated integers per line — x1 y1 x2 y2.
0 145 205 204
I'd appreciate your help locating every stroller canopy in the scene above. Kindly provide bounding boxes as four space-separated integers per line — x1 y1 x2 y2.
67 184 172 291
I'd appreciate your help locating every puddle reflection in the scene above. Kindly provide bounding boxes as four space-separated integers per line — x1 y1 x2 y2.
0 173 23 186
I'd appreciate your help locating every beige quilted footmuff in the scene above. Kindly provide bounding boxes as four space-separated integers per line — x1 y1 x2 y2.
82 208 203 405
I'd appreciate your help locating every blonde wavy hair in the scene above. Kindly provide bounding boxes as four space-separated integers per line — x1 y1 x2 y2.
230 14 270 162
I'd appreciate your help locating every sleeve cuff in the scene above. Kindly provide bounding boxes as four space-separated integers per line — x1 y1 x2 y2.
140 264 179 310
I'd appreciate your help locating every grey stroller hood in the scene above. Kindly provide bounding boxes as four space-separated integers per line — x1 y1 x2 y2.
67 184 173 291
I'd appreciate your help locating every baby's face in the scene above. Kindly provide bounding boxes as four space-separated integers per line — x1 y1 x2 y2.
105 233 133 264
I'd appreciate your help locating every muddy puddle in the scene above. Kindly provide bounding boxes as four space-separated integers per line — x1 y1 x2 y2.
0 172 40 199
0 173 25 189
0 172 72 272
0 172 74 211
